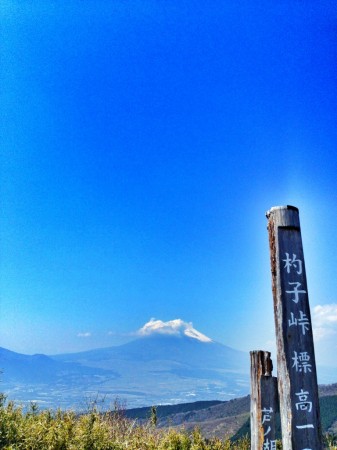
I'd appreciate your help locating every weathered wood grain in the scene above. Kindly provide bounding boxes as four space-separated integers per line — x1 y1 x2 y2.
250 350 278 450
266 205 323 450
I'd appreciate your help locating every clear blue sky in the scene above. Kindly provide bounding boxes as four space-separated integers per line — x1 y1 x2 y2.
1 1 337 370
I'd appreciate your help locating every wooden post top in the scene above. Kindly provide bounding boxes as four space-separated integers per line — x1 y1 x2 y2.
266 205 300 228
250 350 273 376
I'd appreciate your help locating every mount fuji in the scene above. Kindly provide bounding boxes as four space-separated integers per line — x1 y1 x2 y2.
0 319 249 410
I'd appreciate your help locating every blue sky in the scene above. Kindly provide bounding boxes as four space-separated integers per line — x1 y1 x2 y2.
1 1 337 372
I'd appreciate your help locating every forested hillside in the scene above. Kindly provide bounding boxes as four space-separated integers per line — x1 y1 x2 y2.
124 384 337 440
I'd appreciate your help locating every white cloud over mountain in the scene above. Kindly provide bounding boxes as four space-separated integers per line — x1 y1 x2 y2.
312 304 337 341
138 319 213 343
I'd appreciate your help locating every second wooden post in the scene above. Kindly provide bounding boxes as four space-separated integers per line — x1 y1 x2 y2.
250 350 278 450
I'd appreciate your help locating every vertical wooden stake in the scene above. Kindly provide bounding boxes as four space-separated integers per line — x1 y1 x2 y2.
250 350 278 450
266 206 323 450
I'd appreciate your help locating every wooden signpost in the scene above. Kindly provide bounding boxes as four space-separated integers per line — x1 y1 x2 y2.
266 206 323 450
250 351 278 450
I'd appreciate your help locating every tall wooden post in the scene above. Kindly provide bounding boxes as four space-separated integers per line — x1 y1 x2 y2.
266 206 322 449
250 351 278 450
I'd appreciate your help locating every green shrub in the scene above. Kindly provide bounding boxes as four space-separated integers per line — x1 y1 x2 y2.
0 395 336 449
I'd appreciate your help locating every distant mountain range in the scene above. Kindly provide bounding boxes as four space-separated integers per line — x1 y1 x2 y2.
0 323 249 410
1 320 335 413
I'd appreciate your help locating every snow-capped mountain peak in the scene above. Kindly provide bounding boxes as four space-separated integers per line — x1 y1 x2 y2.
138 318 213 343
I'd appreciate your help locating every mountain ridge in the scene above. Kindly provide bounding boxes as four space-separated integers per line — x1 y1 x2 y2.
1 331 335 412
0 333 249 410
123 385 337 439
53 334 247 371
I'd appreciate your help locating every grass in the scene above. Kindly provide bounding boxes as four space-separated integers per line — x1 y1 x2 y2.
0 394 335 449
0 393 250 450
